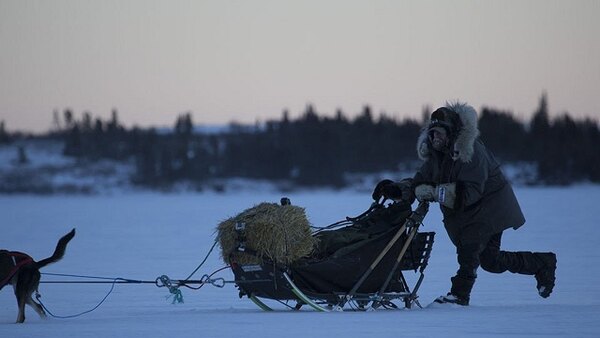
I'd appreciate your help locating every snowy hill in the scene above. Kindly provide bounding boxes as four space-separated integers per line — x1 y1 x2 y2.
1 186 599 336
0 139 134 194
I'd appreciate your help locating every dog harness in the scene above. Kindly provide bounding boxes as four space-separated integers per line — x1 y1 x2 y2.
0 250 34 289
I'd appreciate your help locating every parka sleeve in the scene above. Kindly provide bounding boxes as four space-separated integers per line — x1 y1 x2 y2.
455 143 489 209
413 159 434 184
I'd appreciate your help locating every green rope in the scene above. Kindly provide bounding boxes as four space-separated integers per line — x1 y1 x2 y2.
157 275 184 304
166 288 184 304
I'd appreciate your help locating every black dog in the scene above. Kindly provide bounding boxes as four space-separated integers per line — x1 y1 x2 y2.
1 229 75 323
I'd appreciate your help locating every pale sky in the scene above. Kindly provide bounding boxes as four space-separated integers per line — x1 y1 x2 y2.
1 0 599 132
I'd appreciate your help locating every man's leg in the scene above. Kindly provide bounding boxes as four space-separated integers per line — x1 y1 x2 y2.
435 240 484 306
479 232 557 298
451 241 485 304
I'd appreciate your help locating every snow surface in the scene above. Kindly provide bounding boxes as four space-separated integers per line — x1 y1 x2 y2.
1 186 600 337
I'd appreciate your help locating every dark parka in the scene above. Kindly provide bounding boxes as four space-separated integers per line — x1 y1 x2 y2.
414 102 525 246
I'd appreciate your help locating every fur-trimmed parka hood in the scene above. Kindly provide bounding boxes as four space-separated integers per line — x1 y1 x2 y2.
417 101 480 163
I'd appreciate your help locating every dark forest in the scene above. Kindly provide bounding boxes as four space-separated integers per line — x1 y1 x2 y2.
1 94 598 188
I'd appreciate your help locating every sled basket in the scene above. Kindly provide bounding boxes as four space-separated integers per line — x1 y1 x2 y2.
229 200 435 311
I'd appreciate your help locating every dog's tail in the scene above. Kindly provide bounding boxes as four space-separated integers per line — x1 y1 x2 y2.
36 228 76 269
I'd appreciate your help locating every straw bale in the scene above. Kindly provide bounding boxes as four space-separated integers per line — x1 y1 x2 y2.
217 202 316 265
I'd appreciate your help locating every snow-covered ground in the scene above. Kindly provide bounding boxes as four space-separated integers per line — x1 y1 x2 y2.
1 186 599 337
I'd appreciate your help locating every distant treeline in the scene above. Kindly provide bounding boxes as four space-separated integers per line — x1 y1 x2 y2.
1 94 599 186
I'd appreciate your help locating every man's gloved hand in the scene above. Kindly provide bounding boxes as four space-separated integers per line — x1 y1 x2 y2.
392 178 415 204
415 183 457 208
415 184 436 202
372 179 394 200
373 178 415 203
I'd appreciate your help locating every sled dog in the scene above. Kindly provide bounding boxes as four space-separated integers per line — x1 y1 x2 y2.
0 229 75 323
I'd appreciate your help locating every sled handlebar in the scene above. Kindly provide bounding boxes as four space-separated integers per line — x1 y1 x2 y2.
414 201 429 218
406 201 429 228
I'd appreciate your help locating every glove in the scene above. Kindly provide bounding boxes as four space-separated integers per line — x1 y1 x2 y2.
389 178 415 204
415 183 457 208
372 179 394 200
415 184 436 202
373 178 415 203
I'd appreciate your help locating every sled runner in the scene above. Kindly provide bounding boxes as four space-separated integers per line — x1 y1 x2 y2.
229 200 435 311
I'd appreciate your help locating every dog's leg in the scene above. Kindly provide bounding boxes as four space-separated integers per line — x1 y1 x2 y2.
27 270 46 319
28 272 46 319
14 284 26 323
26 293 46 319
13 265 41 323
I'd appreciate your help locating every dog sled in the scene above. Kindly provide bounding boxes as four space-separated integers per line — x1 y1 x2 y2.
228 200 435 311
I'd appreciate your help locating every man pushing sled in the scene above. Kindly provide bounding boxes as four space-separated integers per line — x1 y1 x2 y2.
373 101 557 306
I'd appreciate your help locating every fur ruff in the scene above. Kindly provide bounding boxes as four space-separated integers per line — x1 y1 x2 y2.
417 101 480 163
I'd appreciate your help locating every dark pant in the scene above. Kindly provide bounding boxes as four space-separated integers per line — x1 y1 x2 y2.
451 231 547 299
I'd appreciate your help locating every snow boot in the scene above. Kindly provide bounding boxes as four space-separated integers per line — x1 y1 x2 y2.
433 293 469 306
534 252 556 298
433 275 474 306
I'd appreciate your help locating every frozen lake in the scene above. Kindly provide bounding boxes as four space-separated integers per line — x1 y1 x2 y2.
1 186 600 337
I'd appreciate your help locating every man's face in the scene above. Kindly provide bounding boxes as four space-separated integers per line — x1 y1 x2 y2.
430 128 449 151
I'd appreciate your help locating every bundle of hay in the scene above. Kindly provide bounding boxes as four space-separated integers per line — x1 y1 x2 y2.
217 202 316 265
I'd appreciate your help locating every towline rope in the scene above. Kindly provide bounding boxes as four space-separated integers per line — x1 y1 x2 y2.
36 238 225 318
39 272 230 288
37 269 231 318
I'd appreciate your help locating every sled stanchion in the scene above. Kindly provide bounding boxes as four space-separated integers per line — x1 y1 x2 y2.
346 223 408 297
381 204 429 289
372 226 418 306
408 232 435 308
372 202 429 308
346 202 429 305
